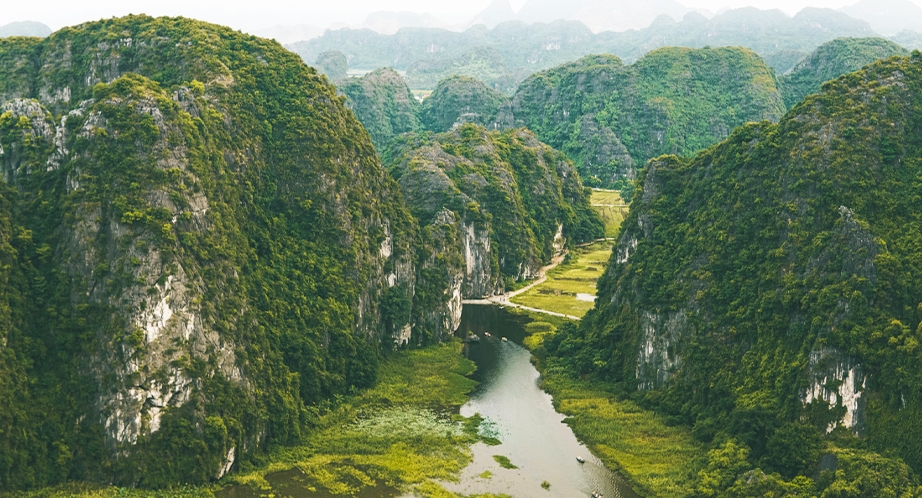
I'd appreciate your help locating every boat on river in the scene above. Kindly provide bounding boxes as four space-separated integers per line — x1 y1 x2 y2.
576 456 585 463
484 332 491 337
465 334 481 343
501 337 508 342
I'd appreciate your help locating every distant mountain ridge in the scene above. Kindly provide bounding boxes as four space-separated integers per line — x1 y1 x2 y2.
293 7 876 92
0 21 52 38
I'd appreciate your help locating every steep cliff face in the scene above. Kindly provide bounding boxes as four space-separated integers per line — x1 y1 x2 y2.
510 49 786 189
388 125 603 301
0 15 428 489
555 52 922 478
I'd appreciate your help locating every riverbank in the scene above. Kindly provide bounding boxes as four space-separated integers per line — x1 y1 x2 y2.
516 312 706 498
4 342 509 498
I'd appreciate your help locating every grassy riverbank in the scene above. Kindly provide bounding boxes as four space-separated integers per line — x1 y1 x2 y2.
5 342 509 498
510 241 613 318
517 311 705 498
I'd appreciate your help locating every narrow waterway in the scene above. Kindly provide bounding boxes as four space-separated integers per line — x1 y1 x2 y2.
445 304 637 498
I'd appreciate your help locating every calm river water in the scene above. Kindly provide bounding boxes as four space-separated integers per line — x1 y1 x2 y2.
445 304 637 498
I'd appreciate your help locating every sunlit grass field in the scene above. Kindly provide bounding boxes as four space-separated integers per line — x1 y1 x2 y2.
591 189 630 238
510 241 614 318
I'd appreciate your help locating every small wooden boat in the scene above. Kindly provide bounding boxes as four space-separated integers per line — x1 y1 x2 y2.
501 337 508 342
576 456 585 463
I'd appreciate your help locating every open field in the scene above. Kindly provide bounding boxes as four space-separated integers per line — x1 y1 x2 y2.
591 189 630 238
509 241 613 318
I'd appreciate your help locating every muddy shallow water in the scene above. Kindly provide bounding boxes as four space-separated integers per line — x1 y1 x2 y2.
444 304 637 498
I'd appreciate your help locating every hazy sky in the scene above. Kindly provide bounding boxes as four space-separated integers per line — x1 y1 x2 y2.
3 0 921 33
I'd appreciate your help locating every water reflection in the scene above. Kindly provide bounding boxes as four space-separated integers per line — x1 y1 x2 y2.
446 305 637 498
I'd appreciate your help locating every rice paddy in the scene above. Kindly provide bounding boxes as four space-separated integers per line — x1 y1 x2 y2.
509 241 614 318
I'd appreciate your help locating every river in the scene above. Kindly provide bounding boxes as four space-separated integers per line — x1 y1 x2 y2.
445 304 636 498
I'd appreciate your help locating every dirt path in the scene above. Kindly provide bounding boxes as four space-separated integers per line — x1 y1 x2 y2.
462 251 584 321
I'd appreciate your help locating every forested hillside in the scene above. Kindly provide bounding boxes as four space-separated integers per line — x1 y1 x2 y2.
386 125 602 299
780 37 909 108
339 67 420 150
418 75 511 132
510 47 786 190
0 15 449 489
551 51 922 495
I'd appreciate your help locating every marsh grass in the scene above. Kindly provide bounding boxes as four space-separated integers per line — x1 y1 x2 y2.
218 341 491 497
511 241 614 317
9 342 503 498
491 456 518 470
517 311 705 498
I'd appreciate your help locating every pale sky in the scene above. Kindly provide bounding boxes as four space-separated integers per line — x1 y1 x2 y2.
2 0 921 33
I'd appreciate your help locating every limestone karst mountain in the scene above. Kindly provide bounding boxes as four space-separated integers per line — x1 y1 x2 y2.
840 0 922 36
0 21 52 38
552 51 922 493
0 15 440 488
510 47 786 189
780 37 909 108
386 125 603 299
418 75 512 132
339 67 421 149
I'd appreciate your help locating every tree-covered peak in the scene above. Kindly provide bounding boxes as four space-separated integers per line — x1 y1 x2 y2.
553 52 922 493
418 74 510 133
780 37 909 108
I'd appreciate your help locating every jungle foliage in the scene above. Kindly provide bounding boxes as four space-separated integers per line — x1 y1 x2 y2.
550 52 922 495
780 37 909 109
340 67 421 150
0 15 427 490
510 48 786 190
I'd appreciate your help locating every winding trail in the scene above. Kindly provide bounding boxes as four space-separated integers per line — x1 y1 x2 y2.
462 251 583 321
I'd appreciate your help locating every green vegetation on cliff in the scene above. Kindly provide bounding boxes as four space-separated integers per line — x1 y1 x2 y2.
552 52 922 494
340 67 420 149
387 124 603 297
511 48 786 190
0 15 433 490
313 50 348 82
780 37 909 108
418 75 510 133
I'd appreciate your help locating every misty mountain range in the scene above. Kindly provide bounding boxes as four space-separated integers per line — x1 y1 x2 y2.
3 0 922 45
265 0 922 41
